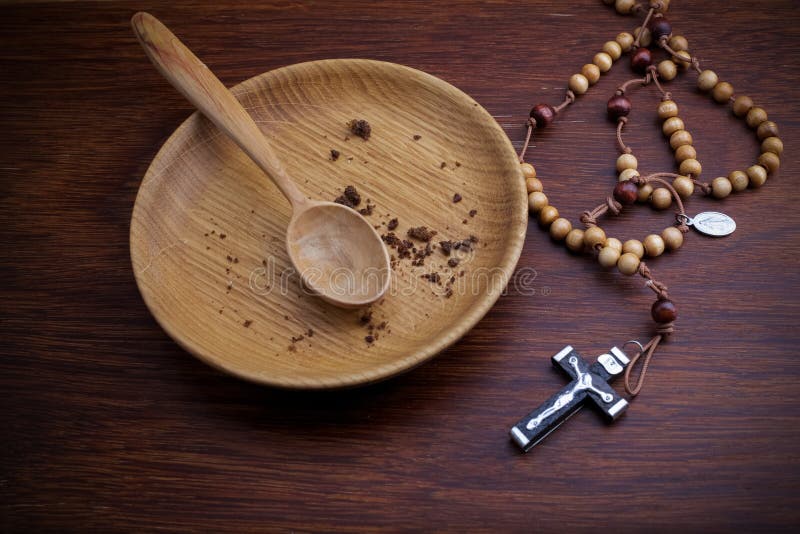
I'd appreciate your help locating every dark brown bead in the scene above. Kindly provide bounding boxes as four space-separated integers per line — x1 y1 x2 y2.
649 16 672 41
613 180 639 205
607 95 632 120
530 104 555 128
651 298 678 323
631 47 653 74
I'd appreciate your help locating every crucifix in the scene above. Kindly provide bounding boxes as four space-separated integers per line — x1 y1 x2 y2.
510 345 631 452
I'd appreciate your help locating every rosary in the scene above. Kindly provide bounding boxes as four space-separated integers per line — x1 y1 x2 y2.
509 0 782 452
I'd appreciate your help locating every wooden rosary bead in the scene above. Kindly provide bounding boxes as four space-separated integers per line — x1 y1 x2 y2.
669 129 693 150
657 59 678 81
661 226 684 251
613 180 639 205
667 34 689 51
622 239 645 258
649 16 673 41
607 95 632 120
618 168 640 182
711 176 733 199
662 116 684 136
539 205 560 227
598 245 621 268
581 63 601 85
643 234 666 257
583 226 607 248
633 26 653 48
617 252 641 276
650 187 672 210
728 170 749 192
569 73 590 95
654 0 671 13
758 152 780 174
657 99 679 119
745 106 768 129
602 40 623 60
616 153 638 172
528 191 548 213
756 120 780 140
712 81 734 103
616 31 635 52
746 164 768 188
605 237 623 252
526 177 543 194
672 50 691 69
672 175 695 198
549 217 572 241
732 95 754 117
637 183 654 203
674 144 696 163
679 158 702 177
565 228 585 252
651 298 678 323
520 162 536 178
761 136 784 156
631 47 653 74
593 52 614 73
530 104 556 128
697 69 719 92
615 0 636 14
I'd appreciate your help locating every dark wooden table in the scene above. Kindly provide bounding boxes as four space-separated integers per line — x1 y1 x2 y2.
3 1 799 530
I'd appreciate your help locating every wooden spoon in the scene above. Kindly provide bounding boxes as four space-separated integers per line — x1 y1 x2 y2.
131 12 390 308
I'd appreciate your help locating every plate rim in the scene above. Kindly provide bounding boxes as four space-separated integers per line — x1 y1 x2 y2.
130 58 528 389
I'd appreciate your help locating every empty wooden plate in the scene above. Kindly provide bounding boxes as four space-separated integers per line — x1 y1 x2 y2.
131 59 527 388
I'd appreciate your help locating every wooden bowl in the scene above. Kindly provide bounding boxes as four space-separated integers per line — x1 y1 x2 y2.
130 59 527 388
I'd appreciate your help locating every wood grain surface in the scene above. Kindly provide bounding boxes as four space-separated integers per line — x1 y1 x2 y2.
2 0 799 531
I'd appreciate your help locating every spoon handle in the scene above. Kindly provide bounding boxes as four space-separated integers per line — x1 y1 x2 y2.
131 12 305 206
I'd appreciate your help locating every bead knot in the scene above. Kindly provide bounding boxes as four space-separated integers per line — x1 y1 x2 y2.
605 196 623 215
579 211 597 228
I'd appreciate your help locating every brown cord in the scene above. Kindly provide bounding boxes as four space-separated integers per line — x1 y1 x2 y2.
692 177 713 196
634 8 656 48
518 118 536 163
553 90 576 114
617 76 649 94
646 65 671 100
616 117 632 154
658 37 704 74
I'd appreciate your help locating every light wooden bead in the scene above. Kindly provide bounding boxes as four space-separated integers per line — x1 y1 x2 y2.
605 237 623 252
672 175 694 198
539 205 560 227
634 26 652 47
732 95 754 117
549 217 572 241
622 239 645 258
662 116 684 136
679 158 702 177
616 31 634 52
650 187 672 210
657 60 677 81
758 152 780 174
602 41 623 60
746 107 768 129
673 50 691 69
712 81 734 103
757 121 780 140
617 252 641 276
581 63 601 85
616 153 638 172
637 183 654 203
670 130 693 150
615 0 636 14
668 35 689 51
618 168 640 182
526 177 543 194
643 234 666 257
761 136 784 156
728 170 749 192
674 144 696 163
593 52 613 73
746 165 767 188
598 246 621 268
711 176 733 199
583 226 607 248
528 191 548 213
662 226 684 251
520 162 536 178
697 70 718 92
569 74 590 95
565 229 585 252
657 100 679 119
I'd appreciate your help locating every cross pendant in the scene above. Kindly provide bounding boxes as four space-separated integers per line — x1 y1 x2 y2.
510 345 631 452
